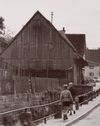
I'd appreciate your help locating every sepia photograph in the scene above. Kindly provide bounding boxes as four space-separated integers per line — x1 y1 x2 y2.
0 0 100 126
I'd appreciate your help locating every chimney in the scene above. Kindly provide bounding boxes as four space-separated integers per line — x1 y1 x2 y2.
63 27 66 33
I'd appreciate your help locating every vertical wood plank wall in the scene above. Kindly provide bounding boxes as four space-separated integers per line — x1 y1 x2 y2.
1 13 75 93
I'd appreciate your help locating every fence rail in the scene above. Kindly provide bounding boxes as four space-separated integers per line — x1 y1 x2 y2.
0 88 100 125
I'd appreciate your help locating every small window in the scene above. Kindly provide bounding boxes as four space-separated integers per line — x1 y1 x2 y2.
89 66 94 69
89 72 94 76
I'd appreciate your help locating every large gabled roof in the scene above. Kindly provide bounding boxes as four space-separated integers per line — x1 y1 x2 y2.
0 11 78 56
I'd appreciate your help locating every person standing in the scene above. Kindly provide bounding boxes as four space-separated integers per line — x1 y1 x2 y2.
68 82 76 115
68 82 76 100
60 84 73 120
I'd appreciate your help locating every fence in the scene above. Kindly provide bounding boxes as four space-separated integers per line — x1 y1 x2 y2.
0 88 100 125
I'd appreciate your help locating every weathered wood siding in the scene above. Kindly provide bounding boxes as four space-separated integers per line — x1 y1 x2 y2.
2 12 74 70
1 12 75 93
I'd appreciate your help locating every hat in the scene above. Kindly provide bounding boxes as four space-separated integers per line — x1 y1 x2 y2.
69 82 73 86
63 84 68 88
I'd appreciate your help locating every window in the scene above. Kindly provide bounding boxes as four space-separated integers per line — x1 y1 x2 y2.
89 72 94 76
89 66 94 69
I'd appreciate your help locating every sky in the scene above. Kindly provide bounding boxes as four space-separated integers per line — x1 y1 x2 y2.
0 0 100 49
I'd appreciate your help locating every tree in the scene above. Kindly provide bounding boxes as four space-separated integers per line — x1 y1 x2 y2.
0 17 13 44
0 16 5 35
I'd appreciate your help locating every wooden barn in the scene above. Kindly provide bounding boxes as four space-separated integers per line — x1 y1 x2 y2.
0 11 87 94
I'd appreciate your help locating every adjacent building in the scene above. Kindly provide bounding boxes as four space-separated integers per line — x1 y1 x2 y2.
84 60 99 80
66 34 87 84
84 49 100 79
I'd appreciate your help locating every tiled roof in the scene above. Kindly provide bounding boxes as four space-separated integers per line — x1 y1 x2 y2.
59 31 77 53
66 34 86 57
86 49 100 64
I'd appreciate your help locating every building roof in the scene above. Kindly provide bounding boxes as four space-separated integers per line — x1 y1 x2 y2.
59 31 77 53
0 11 88 67
86 49 100 64
66 34 86 57
0 11 78 56
86 60 99 66
59 32 88 67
